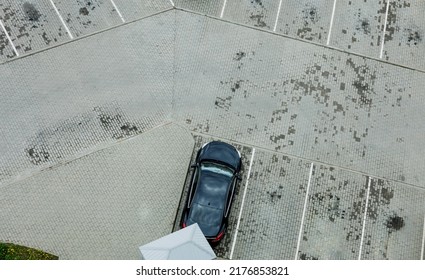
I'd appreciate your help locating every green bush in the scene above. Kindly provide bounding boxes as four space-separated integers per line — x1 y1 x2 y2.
0 243 58 260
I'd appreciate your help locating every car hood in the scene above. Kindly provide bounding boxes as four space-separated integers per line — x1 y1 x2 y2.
199 141 241 170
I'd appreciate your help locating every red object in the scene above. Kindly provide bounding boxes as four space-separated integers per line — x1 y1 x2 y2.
212 231 224 242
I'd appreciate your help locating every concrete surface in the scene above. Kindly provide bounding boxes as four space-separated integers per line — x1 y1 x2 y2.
0 1 424 259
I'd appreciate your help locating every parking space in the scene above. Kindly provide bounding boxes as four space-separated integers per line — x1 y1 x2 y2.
360 178 425 259
53 0 122 37
230 150 311 259
175 134 425 260
174 0 223 17
0 0 70 57
329 0 387 58
172 134 254 259
274 0 334 44
382 1 425 70
0 21 17 61
222 0 281 31
297 165 368 260
111 0 173 22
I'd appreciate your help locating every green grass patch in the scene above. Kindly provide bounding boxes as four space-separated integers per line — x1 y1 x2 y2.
0 243 58 260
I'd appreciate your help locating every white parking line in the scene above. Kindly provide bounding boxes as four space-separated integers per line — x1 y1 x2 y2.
109 0 125 23
0 20 19 57
379 0 390 59
294 162 314 260
421 215 425 260
229 148 255 260
48 0 74 39
358 177 372 260
326 0 337 45
169 0 175 7
273 0 283 32
220 0 228 18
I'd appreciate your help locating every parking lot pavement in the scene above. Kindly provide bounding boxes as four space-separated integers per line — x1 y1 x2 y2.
0 11 174 187
172 134 254 259
0 123 194 259
111 0 173 22
222 0 281 31
173 133 425 260
297 165 368 260
53 0 123 38
174 0 224 17
274 0 334 44
174 0 425 70
1 4 425 260
360 178 425 259
329 0 387 58
382 1 425 69
0 0 70 57
174 10 425 188
0 22 16 60
230 149 311 260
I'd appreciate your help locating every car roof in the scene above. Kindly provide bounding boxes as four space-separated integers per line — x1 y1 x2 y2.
192 169 232 210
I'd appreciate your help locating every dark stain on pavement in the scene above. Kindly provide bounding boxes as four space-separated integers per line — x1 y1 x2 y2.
250 12 267 28
386 215 404 231
23 2 41 22
405 28 422 46
23 104 143 166
346 58 375 109
367 179 394 220
25 147 50 165
299 253 319 260
79 7 90 16
234 51 246 61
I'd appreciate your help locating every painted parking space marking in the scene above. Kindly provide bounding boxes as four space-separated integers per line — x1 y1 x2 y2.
169 0 175 7
0 20 19 57
326 0 337 45
422 215 425 260
49 0 74 39
229 148 255 260
109 0 125 23
273 0 283 32
220 0 227 19
358 176 371 260
380 0 390 59
295 162 314 260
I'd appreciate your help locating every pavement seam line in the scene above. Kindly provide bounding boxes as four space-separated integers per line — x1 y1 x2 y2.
295 162 314 260
229 148 255 260
109 0 126 23
358 176 372 260
0 8 174 66
186 128 425 191
273 0 283 32
48 0 74 39
327 0 337 45
421 215 425 260
0 20 19 57
172 8 425 74
0 121 174 189
380 0 390 59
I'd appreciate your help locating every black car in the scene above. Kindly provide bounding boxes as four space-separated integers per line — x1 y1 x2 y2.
181 141 242 243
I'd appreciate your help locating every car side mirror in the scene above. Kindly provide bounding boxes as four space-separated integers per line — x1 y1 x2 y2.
236 175 242 181
190 164 197 168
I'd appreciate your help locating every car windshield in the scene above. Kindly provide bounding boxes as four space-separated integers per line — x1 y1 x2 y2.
200 162 233 177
